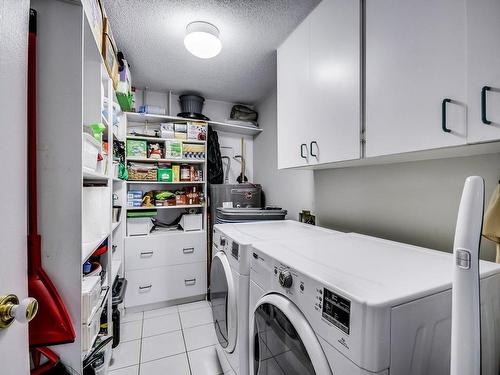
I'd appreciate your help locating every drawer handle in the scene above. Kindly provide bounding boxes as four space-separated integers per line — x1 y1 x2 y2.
183 247 195 254
482 86 492 125
139 284 152 291
442 98 452 133
184 278 196 286
140 251 154 257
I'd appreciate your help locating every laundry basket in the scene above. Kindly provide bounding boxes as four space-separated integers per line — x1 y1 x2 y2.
179 94 205 114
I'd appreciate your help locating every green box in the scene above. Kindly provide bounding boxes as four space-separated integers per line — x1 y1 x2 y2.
126 140 147 158
157 168 173 182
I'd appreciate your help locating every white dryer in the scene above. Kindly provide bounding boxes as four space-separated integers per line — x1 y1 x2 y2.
249 234 500 375
210 220 342 375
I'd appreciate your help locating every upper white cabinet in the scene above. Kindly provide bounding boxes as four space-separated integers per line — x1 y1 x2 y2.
277 0 361 169
466 0 500 143
277 20 310 169
365 0 467 157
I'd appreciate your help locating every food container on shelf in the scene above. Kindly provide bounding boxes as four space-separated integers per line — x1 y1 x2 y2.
127 164 157 181
126 140 147 158
82 275 102 325
83 133 101 172
82 186 111 243
180 214 202 232
157 168 173 182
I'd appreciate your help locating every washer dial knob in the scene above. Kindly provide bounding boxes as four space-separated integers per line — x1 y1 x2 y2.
279 269 293 288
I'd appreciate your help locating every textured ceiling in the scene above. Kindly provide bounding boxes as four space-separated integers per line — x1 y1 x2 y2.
105 0 320 104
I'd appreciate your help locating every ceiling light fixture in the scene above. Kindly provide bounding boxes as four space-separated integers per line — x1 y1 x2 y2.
184 21 222 59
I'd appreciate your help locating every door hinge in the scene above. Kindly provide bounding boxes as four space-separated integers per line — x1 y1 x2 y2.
360 129 366 144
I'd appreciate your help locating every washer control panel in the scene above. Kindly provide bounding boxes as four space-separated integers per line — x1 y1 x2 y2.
321 288 351 335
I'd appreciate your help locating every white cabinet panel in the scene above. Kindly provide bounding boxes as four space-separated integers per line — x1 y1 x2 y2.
277 19 310 169
125 262 206 308
308 0 361 164
466 0 500 143
125 232 206 271
366 0 467 157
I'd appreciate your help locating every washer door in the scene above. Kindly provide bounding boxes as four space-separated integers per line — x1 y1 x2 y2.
210 251 237 353
251 294 332 375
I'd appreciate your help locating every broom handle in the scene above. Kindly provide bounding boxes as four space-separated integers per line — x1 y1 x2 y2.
28 9 37 236
28 9 42 275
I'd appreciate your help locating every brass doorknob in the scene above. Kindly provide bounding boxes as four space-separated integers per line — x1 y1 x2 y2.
0 294 38 329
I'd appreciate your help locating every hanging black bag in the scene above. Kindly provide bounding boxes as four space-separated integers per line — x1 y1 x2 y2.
207 126 224 184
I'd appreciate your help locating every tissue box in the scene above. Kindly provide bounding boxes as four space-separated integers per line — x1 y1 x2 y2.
160 123 175 139
187 123 207 141
174 123 187 140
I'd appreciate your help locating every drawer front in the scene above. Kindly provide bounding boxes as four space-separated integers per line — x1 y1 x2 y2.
125 232 206 271
125 262 207 308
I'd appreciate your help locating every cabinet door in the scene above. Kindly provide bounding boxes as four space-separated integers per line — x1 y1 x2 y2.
308 0 361 164
366 0 467 157
466 0 500 143
277 19 310 169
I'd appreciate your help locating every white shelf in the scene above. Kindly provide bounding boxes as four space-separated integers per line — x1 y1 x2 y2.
126 180 205 185
83 168 109 181
111 260 121 284
113 178 125 183
126 135 205 144
126 204 203 211
125 112 262 136
82 232 110 263
112 221 121 231
127 157 205 164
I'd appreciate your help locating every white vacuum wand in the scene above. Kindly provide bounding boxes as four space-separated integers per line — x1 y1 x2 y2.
450 176 485 375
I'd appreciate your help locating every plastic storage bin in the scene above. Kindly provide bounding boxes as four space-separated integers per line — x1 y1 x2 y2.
82 186 111 243
82 276 102 324
83 133 101 172
180 214 203 232
127 217 152 236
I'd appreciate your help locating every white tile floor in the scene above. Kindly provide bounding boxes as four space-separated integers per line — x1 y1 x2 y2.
109 300 223 375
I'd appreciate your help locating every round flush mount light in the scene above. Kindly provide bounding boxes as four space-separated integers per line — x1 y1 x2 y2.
184 21 222 59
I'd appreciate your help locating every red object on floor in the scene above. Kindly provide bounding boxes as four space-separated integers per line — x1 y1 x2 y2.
27 8 76 347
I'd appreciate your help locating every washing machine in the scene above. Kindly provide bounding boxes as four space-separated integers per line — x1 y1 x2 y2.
249 234 500 375
210 220 343 375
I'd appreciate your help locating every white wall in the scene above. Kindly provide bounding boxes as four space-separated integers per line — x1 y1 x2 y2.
315 153 500 262
253 89 314 220
134 89 254 183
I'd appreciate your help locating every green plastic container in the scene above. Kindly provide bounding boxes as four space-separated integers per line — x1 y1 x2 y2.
116 91 132 112
126 140 147 158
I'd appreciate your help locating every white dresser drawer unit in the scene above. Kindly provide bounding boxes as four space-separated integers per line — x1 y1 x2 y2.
124 262 206 308
125 232 206 271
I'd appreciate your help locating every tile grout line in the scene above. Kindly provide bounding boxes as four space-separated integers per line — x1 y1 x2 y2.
138 313 145 375
178 308 194 375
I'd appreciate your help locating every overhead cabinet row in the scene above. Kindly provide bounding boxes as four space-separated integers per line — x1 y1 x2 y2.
277 0 500 169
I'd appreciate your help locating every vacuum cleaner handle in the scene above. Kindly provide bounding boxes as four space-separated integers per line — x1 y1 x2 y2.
450 176 484 375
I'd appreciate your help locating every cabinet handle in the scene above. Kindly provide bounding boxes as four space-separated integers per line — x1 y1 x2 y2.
300 144 308 159
482 86 492 125
442 98 452 133
139 284 152 291
184 278 196 286
140 251 154 257
310 141 318 158
183 247 195 254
